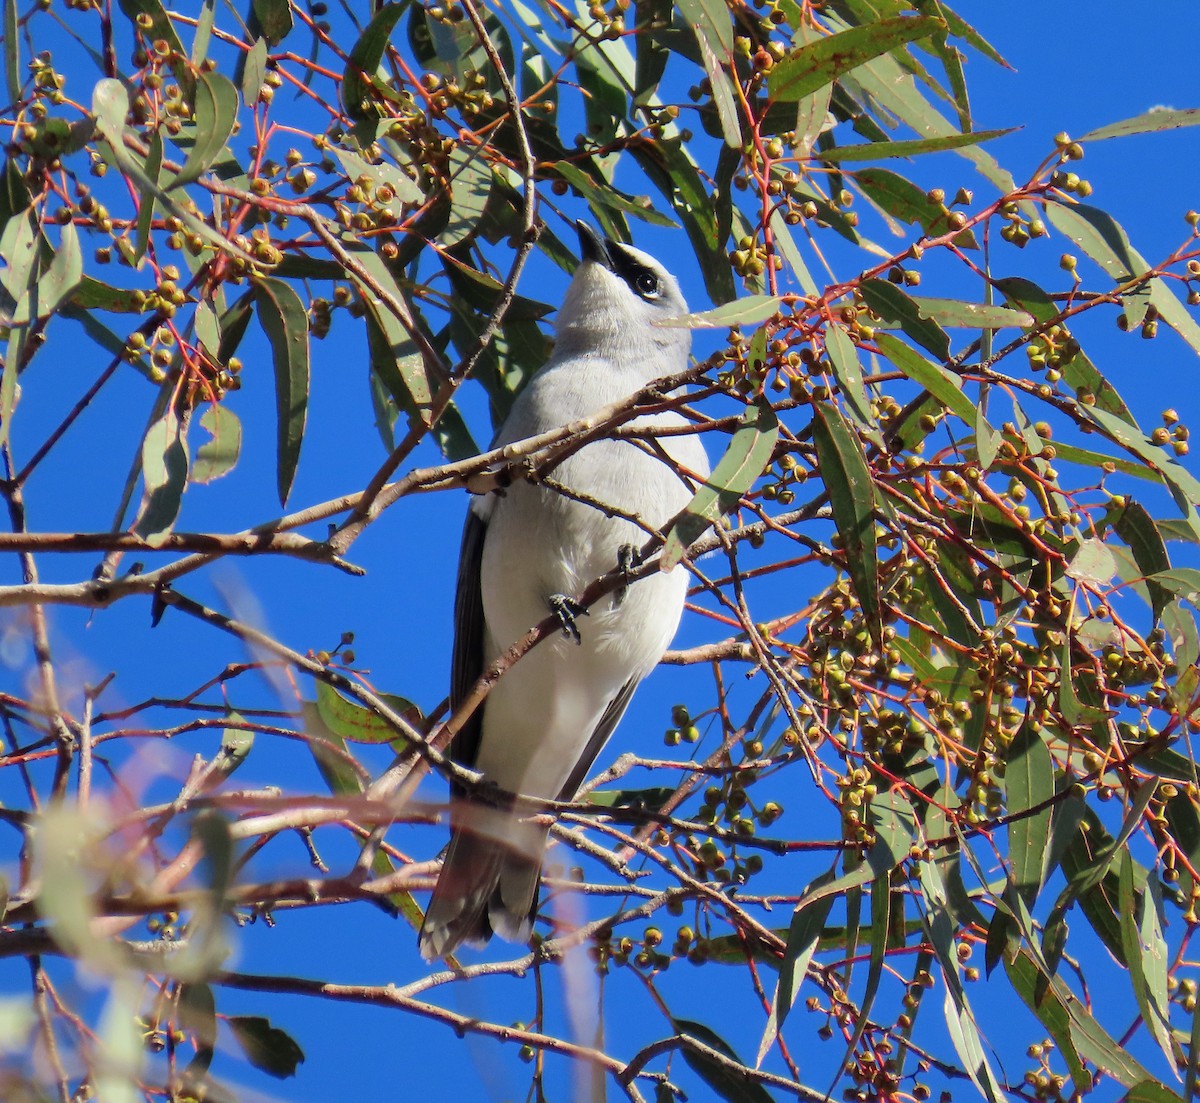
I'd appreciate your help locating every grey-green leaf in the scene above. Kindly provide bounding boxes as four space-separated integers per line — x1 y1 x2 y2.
227 1016 305 1080
657 295 781 329
670 1018 775 1103
1006 724 1054 907
342 2 410 121
861 279 950 360
191 405 241 484
132 407 191 545
662 393 778 570
251 0 293 45
171 71 237 188
768 16 941 103
758 869 836 1066
875 331 976 424
253 277 310 506
812 400 880 632
3 0 18 106
314 680 421 746
1080 107 1200 142
824 322 878 441
816 128 1013 162
908 297 1032 330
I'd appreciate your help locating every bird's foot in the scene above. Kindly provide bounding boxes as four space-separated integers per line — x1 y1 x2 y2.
549 594 588 644
614 544 641 607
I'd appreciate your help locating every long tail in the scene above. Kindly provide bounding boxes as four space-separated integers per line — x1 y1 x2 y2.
418 810 548 960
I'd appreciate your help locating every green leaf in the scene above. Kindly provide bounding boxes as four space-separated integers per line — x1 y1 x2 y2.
1118 851 1176 1073
117 0 194 98
874 331 976 424
656 295 781 329
1046 200 1145 284
975 406 998 468
574 34 628 148
866 788 917 874
848 49 1015 194
1147 272 1200 360
1 207 38 306
362 301 443 446
1087 406 1200 540
251 0 293 45
314 680 421 746
216 713 254 775
1059 636 1108 726
812 400 880 632
333 141 423 207
35 808 124 972
860 279 949 359
1005 724 1054 907
1150 568 1200 605
1066 537 1116 587
553 161 674 227
908 297 1032 330
227 1017 305 1080
791 29 834 158
35 221 83 321
192 0 216 65
854 167 976 246
3 0 18 106
132 407 191 545
241 37 268 106
191 405 241 484
758 869 836 1065
177 982 217 1055
252 277 310 506
442 144 493 246
342 2 411 121
995 275 1133 422
1080 107 1200 142
768 16 941 103
1005 949 1154 1093
1127 1082 1188 1103
217 290 255 364
134 132 164 261
585 786 674 812
670 1018 774 1103
303 702 366 797
1189 971 1200 1103
917 857 1004 1103
824 322 879 441
171 71 237 188
661 394 778 570
838 870 892 1072
817 127 1013 162
684 0 741 148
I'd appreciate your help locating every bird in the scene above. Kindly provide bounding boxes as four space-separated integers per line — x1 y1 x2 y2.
418 222 710 960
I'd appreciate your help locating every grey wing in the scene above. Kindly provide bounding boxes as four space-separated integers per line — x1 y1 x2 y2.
449 506 488 790
555 677 640 801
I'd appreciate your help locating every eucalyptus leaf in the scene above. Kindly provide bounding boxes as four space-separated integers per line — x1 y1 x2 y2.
252 277 310 506
662 393 777 570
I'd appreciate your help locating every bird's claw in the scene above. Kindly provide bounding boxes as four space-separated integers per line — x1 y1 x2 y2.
614 544 641 607
549 594 588 643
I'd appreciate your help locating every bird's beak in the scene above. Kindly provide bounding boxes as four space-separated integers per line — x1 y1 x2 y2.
576 221 616 271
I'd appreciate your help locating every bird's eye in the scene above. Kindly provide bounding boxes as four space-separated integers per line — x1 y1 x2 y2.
632 271 661 299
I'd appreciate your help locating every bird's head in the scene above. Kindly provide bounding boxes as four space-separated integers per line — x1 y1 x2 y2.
553 222 691 364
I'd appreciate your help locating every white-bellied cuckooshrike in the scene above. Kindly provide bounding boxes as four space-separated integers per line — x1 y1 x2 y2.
418 223 710 960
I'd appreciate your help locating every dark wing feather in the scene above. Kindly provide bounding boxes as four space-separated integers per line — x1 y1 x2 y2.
449 506 488 789
556 677 640 801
